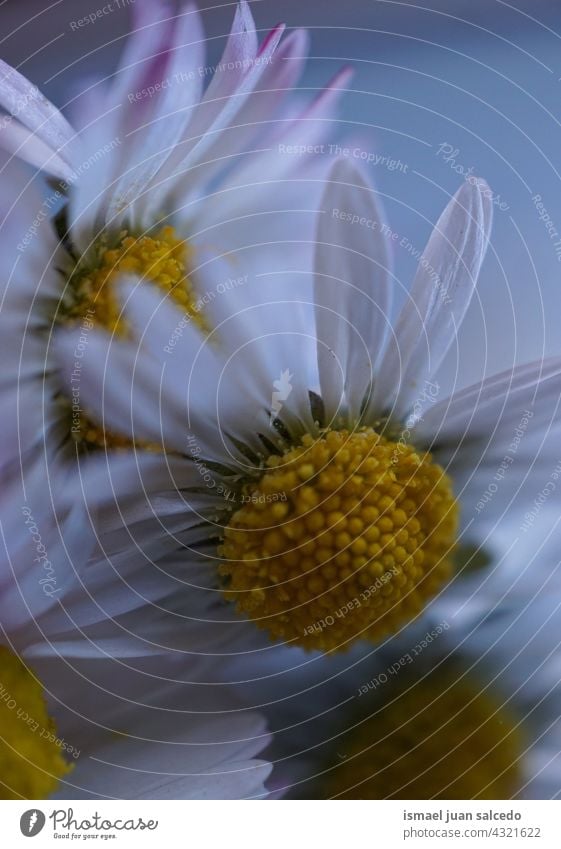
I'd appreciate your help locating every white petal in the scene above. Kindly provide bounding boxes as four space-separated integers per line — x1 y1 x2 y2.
64 448 198 508
314 159 391 421
0 454 95 638
0 119 75 181
417 360 561 551
118 280 277 455
0 59 77 176
54 327 190 454
417 357 561 448
46 657 272 799
66 96 123 249
372 179 493 420
28 654 272 799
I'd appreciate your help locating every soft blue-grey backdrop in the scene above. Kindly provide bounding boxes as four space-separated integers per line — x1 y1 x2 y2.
3 0 561 395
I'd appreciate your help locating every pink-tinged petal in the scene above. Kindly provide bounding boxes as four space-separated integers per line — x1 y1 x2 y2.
72 1 175 236
289 65 353 140
372 179 493 421
228 27 309 135
63 2 183 239
105 3 205 227
184 0 260 114
0 59 78 174
169 28 310 200
218 0 259 73
154 13 286 207
315 160 391 422
234 64 352 181
109 0 175 109
257 27 309 94
196 65 353 229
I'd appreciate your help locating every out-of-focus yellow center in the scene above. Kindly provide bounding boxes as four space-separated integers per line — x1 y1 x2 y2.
0 647 72 799
325 669 522 799
62 225 204 451
219 427 458 651
64 225 204 336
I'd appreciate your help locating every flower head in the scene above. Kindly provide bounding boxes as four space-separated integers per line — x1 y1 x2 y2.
0 2 352 661
54 159 561 658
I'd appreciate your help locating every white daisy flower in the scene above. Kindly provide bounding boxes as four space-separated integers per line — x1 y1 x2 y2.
0 151 271 661
0 1 349 656
0 650 270 800
0 0 349 452
53 157 561 660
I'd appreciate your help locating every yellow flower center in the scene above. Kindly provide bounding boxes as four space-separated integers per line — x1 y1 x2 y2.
60 225 205 451
325 668 522 799
0 647 72 799
219 428 458 651
63 225 203 336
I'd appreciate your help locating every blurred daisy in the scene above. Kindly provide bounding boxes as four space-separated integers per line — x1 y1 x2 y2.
333 602 561 800
0 650 270 800
321 664 526 799
56 157 561 660
217 589 561 800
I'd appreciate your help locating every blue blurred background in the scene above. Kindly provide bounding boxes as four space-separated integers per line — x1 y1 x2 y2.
3 0 561 394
